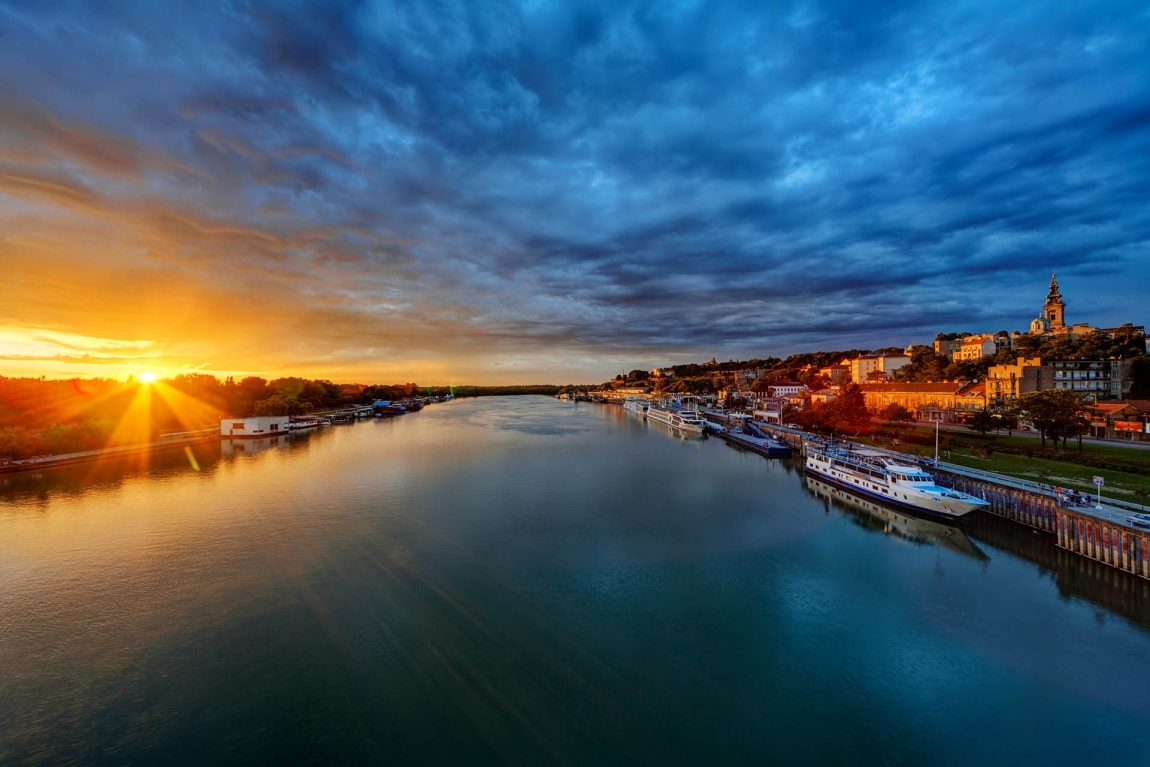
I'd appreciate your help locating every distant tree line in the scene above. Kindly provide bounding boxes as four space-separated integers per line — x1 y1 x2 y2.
0 375 579 459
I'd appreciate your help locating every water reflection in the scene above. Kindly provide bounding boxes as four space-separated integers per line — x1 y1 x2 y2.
221 433 293 456
805 475 989 562
0 430 325 507
1 398 1149 764
967 514 1150 629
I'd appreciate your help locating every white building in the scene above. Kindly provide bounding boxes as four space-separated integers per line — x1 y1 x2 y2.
849 354 911 383
953 335 997 362
768 383 807 397
220 416 291 438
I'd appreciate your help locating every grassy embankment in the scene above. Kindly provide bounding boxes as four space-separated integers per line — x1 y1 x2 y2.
859 426 1150 503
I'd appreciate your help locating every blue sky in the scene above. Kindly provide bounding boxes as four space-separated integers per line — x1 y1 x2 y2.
1 0 1147 383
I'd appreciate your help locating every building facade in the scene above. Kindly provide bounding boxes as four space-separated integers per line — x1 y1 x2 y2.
768 382 807 398
933 339 964 358
220 416 291 438
985 357 1054 412
1087 401 1150 441
819 364 851 383
857 382 971 422
953 335 997 362
849 354 911 383
1049 359 1134 400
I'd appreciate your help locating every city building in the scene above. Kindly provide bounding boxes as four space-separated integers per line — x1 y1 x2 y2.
818 364 850 383
848 354 911 383
1048 359 1135 400
768 382 807 398
857 382 967 422
985 357 1053 412
933 338 963 358
953 335 997 362
220 416 290 438
1086 401 1150 441
810 389 838 405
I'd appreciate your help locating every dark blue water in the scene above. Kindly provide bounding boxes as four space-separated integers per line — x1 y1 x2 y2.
2 397 1148 764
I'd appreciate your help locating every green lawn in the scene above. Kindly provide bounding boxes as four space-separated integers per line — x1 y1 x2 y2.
857 428 1150 503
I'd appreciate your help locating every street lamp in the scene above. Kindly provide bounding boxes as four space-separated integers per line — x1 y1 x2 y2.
933 419 940 465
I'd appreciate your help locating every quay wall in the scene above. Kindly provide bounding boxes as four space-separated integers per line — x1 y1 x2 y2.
930 469 1150 581
929 472 1057 533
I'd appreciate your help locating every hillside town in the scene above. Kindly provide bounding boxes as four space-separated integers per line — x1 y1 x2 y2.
599 273 1150 441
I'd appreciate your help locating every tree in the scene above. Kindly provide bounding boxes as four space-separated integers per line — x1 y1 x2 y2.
966 410 997 436
894 346 949 383
827 384 872 436
879 404 913 424
1015 389 1088 449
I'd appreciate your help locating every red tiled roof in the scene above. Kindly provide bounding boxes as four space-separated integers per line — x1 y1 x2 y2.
858 383 965 393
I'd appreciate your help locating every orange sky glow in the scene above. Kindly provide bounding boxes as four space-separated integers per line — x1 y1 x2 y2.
0 102 626 385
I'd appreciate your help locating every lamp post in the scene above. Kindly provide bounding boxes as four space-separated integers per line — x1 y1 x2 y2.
934 419 940 465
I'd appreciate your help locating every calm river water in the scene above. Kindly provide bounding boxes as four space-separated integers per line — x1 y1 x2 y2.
2 396 1149 764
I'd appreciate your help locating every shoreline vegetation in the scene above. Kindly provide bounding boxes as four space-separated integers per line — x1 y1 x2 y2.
2 324 1146 467
0 375 585 463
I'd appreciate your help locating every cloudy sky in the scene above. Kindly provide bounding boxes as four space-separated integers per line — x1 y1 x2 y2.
1 0 1148 384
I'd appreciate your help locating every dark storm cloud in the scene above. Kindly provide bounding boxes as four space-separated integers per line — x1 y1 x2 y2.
1 0 1148 375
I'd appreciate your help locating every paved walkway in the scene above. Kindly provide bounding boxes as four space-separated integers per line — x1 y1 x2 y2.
931 421 1150 450
0 429 218 474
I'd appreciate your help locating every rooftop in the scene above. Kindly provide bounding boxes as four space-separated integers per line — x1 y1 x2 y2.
858 382 966 393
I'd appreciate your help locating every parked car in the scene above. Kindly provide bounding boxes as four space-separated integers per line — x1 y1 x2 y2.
1128 514 1150 529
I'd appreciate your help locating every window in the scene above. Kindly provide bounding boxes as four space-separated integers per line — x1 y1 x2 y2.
233 422 246 430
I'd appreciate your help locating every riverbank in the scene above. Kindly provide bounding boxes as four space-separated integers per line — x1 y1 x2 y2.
0 429 219 475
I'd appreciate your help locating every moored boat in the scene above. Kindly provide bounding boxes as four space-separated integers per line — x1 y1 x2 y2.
804 443 989 519
623 398 648 415
647 403 706 433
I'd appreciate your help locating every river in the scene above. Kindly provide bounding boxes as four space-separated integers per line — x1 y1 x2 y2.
2 396 1148 764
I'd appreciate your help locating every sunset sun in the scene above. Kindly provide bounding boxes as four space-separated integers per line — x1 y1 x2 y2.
138 371 158 384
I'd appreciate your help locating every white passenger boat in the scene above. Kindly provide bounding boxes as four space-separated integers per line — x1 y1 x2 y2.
647 405 706 433
671 411 706 433
623 398 648 415
804 443 989 519
805 476 988 559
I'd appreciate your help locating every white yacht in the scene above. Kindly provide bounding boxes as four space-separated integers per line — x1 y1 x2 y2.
804 444 989 519
670 411 706 433
647 404 706 433
623 398 648 415
805 476 988 560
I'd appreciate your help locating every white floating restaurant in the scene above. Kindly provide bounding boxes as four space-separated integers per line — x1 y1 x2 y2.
220 416 291 438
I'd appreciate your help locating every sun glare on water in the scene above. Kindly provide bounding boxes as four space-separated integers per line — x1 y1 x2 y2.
139 371 158 384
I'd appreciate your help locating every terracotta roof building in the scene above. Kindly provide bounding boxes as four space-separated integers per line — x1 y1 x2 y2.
857 382 981 422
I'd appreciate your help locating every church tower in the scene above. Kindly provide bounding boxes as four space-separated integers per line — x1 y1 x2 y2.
1044 271 1065 330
